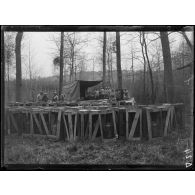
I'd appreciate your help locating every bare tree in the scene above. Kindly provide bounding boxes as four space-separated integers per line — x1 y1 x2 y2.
59 32 64 96
142 32 155 103
160 31 175 103
15 32 23 102
4 32 15 101
116 32 123 89
139 32 146 101
103 32 106 87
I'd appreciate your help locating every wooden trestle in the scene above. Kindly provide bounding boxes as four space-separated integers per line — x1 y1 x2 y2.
5 103 184 142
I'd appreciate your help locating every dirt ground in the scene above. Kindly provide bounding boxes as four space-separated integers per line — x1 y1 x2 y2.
3 124 192 166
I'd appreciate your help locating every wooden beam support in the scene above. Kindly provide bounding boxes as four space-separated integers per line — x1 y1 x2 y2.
40 112 50 135
30 112 34 135
10 112 19 133
56 110 62 139
33 113 43 134
73 114 77 141
68 114 74 141
164 108 171 136
146 110 152 141
63 114 70 140
128 111 140 140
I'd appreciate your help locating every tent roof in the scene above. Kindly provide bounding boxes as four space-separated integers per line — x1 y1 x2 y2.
78 80 102 88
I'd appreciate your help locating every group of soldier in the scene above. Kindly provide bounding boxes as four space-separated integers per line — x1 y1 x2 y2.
37 91 64 103
86 87 129 101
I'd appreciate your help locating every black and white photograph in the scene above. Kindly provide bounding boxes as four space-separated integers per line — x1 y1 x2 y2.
1 25 194 170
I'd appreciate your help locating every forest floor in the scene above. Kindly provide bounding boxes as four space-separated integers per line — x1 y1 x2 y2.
4 123 193 166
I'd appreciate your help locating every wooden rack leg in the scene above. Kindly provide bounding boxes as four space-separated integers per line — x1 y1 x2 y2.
146 110 152 141
73 114 77 141
140 110 142 139
63 114 70 140
112 111 118 137
129 111 140 140
164 108 171 137
126 111 129 139
30 112 34 135
10 112 19 134
88 114 92 139
56 110 62 139
40 112 50 135
68 114 74 141
81 114 84 139
33 113 43 134
91 118 100 140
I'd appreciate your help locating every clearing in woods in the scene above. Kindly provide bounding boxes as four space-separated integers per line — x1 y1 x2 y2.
4 125 192 165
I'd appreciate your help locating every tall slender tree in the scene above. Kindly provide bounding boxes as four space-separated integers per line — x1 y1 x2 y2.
102 32 106 87
160 31 174 102
59 32 64 96
116 32 123 89
15 32 23 102
143 32 155 103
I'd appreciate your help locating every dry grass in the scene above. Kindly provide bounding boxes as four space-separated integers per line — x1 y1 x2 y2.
4 127 192 166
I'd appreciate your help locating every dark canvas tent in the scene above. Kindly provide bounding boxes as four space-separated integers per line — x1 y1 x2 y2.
62 80 102 101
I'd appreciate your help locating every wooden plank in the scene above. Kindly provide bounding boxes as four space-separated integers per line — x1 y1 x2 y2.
112 110 118 137
40 112 50 135
128 111 140 140
126 111 129 139
92 118 100 140
164 108 171 136
88 113 92 139
10 112 19 133
68 114 74 141
30 112 34 135
73 114 78 141
63 114 70 140
33 113 43 134
56 110 62 139
146 110 152 140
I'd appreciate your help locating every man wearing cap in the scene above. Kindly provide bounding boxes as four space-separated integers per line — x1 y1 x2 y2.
52 91 59 102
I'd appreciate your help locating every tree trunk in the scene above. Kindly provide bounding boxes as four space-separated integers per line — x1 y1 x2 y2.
139 32 146 102
15 32 23 102
103 32 106 87
116 32 123 89
160 31 175 103
143 32 155 103
181 31 192 51
59 32 64 96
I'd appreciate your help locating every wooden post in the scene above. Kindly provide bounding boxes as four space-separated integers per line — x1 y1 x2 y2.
30 112 34 135
40 112 50 135
164 108 171 136
112 110 118 137
81 114 84 139
33 113 43 134
56 110 62 139
68 114 74 141
88 113 92 139
73 114 77 141
146 110 152 140
128 111 140 140
126 111 129 139
63 114 70 140
10 112 19 133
